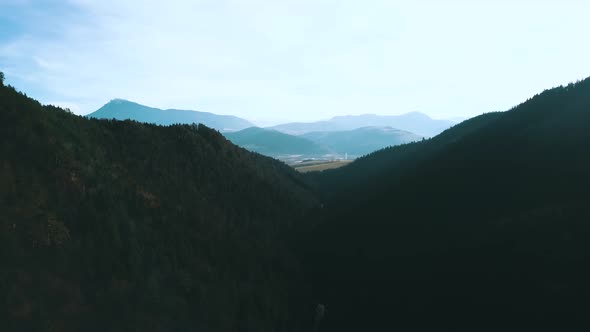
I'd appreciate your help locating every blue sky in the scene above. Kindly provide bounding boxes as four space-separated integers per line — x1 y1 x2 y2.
1 0 589 125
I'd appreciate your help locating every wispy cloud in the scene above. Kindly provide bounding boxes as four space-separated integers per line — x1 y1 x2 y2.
1 0 590 123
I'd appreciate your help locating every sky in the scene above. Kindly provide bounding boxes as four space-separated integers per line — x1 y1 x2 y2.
1 0 590 126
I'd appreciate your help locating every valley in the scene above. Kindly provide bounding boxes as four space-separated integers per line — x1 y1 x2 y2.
91 100 441 164
3 1 589 331
3 73 590 332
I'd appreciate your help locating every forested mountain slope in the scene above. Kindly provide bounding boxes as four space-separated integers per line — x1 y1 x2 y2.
304 78 590 331
0 79 318 332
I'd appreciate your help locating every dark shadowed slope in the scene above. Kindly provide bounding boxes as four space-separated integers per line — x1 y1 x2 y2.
88 99 254 131
304 78 590 332
302 126 422 157
307 111 504 197
0 79 318 332
224 127 332 158
269 112 454 137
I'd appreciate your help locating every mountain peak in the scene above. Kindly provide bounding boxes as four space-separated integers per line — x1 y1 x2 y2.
104 98 135 106
88 100 254 131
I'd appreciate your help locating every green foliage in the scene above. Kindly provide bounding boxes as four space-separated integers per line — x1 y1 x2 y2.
0 82 318 331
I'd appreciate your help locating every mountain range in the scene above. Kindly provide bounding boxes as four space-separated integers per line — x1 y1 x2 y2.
224 127 331 158
225 126 422 160
88 100 453 159
302 126 422 157
269 112 455 137
87 99 254 131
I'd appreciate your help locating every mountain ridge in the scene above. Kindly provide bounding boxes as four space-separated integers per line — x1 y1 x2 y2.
269 111 454 137
224 127 332 158
224 126 423 160
88 98 254 131
302 126 422 157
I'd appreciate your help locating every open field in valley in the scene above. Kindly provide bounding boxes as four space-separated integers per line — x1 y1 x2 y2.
292 160 353 173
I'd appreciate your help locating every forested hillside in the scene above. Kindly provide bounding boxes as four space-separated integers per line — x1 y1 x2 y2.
0 77 318 332
304 78 590 331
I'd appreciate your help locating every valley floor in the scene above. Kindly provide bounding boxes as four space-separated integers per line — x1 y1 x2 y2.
292 159 353 173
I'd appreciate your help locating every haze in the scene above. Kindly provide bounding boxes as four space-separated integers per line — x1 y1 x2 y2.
1 0 589 125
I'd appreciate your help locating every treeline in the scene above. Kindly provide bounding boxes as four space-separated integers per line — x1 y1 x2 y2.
0 76 319 332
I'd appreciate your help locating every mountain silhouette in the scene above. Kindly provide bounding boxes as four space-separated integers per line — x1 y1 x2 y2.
224 127 332 157
88 99 253 131
304 78 590 331
269 112 454 137
302 126 422 157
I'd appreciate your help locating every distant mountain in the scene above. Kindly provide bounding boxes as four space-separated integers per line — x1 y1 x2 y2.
269 112 454 137
224 127 332 157
225 126 421 160
88 99 254 131
302 126 422 157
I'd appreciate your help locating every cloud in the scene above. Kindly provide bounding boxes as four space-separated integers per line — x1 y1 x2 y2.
1 0 590 121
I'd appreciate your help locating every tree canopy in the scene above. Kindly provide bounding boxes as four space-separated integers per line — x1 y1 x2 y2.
303 78 590 331
0 79 319 332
